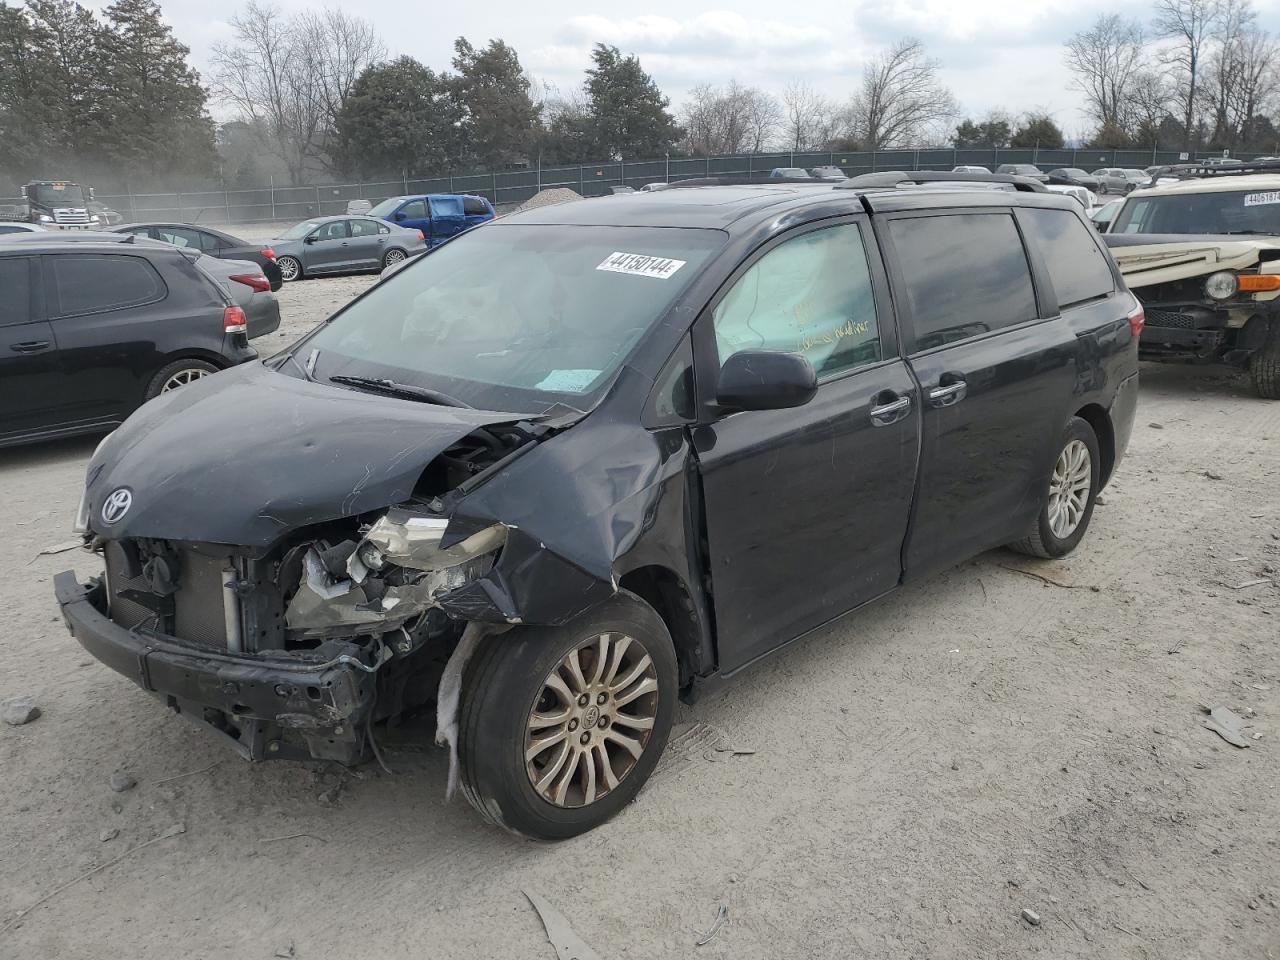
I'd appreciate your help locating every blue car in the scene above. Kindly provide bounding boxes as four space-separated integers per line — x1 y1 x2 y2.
367 193 495 247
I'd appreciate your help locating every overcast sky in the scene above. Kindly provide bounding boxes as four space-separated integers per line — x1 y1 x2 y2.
121 0 1280 138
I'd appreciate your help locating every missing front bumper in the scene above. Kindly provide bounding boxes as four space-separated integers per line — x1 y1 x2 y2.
55 570 375 762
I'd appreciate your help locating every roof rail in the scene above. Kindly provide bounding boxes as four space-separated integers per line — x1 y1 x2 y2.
1146 160 1280 182
662 175 821 189
835 170 1047 192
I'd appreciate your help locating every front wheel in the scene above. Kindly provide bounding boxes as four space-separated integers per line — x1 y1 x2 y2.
458 591 678 840
277 255 302 282
1250 322 1280 399
1008 416 1101 559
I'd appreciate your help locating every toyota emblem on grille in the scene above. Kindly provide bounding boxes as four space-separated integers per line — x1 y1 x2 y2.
101 488 133 524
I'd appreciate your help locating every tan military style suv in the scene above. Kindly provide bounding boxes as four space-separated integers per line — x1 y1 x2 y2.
1103 162 1280 398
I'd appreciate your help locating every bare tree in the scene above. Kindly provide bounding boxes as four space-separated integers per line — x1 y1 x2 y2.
1065 15 1148 130
1127 71 1176 142
1153 0 1225 147
212 1 382 183
680 81 780 154
781 80 835 151
846 38 957 150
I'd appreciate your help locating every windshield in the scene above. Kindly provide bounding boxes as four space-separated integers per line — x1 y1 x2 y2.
32 183 85 205
1112 189 1280 235
368 197 404 217
280 219 323 240
301 224 726 413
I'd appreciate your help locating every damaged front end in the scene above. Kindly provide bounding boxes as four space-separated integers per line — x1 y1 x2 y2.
1104 234 1280 363
55 365 564 764
58 504 509 764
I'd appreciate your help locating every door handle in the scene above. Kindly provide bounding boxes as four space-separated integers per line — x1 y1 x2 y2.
870 392 912 426
927 377 968 408
10 340 51 353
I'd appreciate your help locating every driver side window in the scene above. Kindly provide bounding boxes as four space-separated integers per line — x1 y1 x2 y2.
314 221 348 242
712 223 881 379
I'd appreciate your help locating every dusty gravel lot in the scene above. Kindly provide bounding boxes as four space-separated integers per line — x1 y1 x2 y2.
1 269 1277 958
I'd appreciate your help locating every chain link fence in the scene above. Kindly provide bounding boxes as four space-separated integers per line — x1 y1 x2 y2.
1 146 1256 226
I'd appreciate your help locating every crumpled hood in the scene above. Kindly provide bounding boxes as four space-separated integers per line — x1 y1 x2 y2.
1104 234 1280 288
85 362 527 547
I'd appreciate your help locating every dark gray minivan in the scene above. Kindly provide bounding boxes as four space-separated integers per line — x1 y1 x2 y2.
58 173 1140 839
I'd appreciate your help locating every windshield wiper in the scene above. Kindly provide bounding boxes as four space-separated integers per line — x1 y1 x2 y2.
329 375 472 408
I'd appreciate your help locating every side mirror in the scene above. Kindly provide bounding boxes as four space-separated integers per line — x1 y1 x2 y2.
716 350 817 412
393 211 406 221
304 234 317 244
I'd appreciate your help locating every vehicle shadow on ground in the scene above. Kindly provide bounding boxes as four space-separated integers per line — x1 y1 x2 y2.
1137 360 1257 400
0 433 103 469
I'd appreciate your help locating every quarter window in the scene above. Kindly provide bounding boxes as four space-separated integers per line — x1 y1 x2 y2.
1022 208 1114 307
0 257 32 326
889 213 1037 351
712 223 881 379
50 254 165 317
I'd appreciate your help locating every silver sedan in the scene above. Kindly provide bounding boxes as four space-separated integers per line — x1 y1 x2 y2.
271 215 427 282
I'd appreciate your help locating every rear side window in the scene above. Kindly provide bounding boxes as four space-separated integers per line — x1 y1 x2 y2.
49 254 165 318
1022 208 1114 308
0 257 32 326
713 222 881 379
890 213 1037 351
349 219 379 238
463 197 489 215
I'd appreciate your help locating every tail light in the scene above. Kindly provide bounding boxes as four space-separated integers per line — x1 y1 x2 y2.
229 272 270 293
417 230 425 242
223 304 247 334
260 247 277 261
1126 300 1145 340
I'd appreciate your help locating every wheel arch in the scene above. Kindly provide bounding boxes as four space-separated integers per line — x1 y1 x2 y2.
1074 402 1115 486
617 565 713 693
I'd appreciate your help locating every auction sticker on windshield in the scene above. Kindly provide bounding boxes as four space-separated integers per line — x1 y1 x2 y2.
596 252 687 279
1243 192 1280 206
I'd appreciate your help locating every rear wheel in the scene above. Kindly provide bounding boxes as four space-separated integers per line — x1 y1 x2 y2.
277 255 302 282
1008 416 1101 559
1250 321 1280 399
382 248 407 270
145 358 219 400
458 591 677 840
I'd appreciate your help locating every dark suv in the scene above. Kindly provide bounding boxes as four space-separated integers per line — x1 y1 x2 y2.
0 234 257 447
57 173 1140 839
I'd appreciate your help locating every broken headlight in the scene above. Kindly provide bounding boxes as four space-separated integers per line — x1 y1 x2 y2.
347 509 507 581
285 510 507 638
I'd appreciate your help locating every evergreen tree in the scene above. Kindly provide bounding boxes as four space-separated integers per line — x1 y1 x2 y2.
97 0 215 177
1011 113 1066 149
332 56 460 178
450 38 539 168
581 44 679 158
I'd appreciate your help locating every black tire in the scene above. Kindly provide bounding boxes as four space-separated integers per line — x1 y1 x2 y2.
1250 321 1280 399
145 358 219 400
458 590 678 840
277 255 302 282
382 248 408 270
1008 416 1101 559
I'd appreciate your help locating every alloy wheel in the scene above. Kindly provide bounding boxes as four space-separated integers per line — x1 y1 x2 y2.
384 249 406 267
160 368 210 393
1047 439 1091 538
278 256 300 281
525 631 659 808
